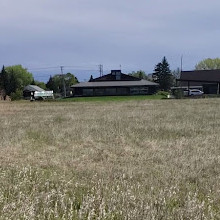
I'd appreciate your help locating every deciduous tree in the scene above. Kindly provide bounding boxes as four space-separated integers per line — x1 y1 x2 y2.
0 65 33 95
195 58 220 70
31 79 46 90
129 70 148 80
46 73 78 94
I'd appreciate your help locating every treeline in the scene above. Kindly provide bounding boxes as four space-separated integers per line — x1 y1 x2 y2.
3 56 216 100
0 58 179 101
46 73 78 95
0 65 78 100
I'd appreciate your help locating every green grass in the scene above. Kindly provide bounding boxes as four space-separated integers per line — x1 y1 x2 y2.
59 94 165 102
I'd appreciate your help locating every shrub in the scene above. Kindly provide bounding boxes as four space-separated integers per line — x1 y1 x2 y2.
173 89 184 99
10 89 23 101
156 90 170 97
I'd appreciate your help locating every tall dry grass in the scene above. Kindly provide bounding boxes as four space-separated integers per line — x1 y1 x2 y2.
0 99 220 219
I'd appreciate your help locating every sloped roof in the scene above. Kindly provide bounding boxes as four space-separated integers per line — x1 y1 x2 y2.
92 72 140 82
23 85 45 92
71 80 158 88
180 70 220 82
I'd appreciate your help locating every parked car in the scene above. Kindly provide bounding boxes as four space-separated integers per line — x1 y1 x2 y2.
184 89 204 96
187 89 204 96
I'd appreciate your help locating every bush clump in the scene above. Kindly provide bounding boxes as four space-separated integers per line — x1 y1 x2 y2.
173 89 184 99
10 89 23 101
156 90 170 97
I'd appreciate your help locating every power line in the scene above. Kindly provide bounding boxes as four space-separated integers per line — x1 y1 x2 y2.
27 64 98 71
27 66 59 70
62 65 98 68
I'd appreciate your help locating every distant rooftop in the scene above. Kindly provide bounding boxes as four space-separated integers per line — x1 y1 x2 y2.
72 79 158 88
23 85 45 92
180 69 220 82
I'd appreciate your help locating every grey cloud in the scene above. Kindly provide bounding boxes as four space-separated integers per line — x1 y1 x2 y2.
1 0 220 81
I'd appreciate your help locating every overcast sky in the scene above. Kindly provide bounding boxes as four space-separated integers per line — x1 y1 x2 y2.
1 0 220 81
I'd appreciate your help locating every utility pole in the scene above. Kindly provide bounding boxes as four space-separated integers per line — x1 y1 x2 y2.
60 66 66 97
180 55 183 72
99 64 103 77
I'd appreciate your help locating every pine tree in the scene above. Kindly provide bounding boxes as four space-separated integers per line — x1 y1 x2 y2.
0 66 9 94
153 57 173 91
46 75 60 93
46 76 54 90
89 75 93 82
31 79 36 85
8 71 17 94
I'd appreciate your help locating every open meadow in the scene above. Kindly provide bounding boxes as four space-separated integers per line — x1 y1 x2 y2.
0 98 220 219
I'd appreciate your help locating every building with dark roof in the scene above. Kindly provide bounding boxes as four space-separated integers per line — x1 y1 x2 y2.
23 85 45 93
71 70 159 96
177 69 220 94
23 85 54 100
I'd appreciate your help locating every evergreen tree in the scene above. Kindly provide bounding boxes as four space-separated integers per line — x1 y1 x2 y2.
46 76 57 92
8 70 17 94
0 65 8 91
153 57 173 91
89 75 93 82
31 79 36 85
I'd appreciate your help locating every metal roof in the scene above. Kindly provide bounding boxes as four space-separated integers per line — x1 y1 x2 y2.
23 85 45 92
71 80 158 88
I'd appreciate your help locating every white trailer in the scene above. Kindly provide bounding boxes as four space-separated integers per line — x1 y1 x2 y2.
31 91 54 101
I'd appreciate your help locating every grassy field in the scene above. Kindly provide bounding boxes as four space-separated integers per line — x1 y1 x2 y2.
0 98 220 219
59 94 165 102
